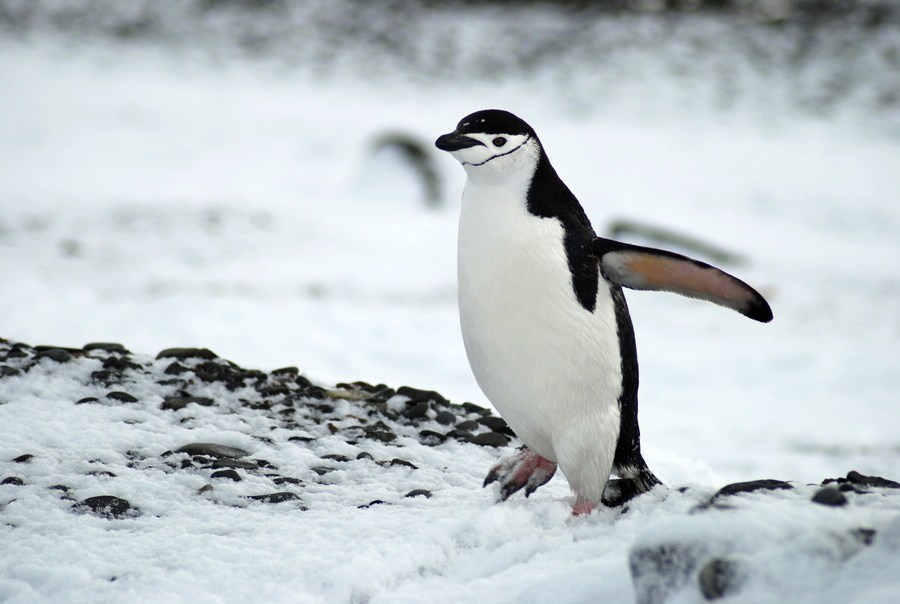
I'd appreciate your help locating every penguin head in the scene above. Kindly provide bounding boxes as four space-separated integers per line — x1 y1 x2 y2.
435 109 541 183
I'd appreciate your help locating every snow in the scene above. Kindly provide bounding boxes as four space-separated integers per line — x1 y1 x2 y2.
1 10 900 602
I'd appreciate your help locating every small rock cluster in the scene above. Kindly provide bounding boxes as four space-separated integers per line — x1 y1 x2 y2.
0 339 518 517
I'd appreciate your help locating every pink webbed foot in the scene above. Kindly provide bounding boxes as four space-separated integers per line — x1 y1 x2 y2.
483 447 558 501
571 496 598 516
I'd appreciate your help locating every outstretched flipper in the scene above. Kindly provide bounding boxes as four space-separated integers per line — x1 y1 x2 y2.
483 447 558 502
592 237 773 323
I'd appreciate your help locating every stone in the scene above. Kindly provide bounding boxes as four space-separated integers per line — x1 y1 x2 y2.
468 432 509 447
247 492 302 504
83 342 129 353
698 558 741 600
388 458 418 469
320 454 350 462
0 365 22 378
404 489 432 498
629 542 708 604
396 386 448 406
106 391 139 403
209 459 259 470
812 486 848 506
418 430 447 446
356 452 374 460
156 347 218 360
402 401 430 420
1 476 25 486
176 443 249 459
455 420 480 432
714 479 793 499
76 495 137 519
434 410 456 426
160 396 215 411
478 415 515 435
11 454 33 463
461 402 492 416
210 469 242 481
845 471 900 489
35 348 74 363
76 397 99 405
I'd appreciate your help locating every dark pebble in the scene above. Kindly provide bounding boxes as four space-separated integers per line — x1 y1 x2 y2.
456 420 480 432
461 402 492 416
210 469 242 481
209 459 259 470
714 479 793 499
164 362 188 375
418 430 447 446
49 484 71 493
156 347 218 360
698 558 741 600
434 410 456 426
446 429 474 440
365 429 397 443
160 396 215 411
35 348 74 363
812 486 848 507
86 470 117 478
311 467 333 476
176 443 249 459
83 342 129 353
76 495 137 519
271 366 299 377
273 476 302 486
247 492 302 504
321 454 350 462
76 397 99 405
845 471 900 489
396 386 449 406
0 365 22 378
389 458 418 469
288 436 315 443
356 452 374 460
358 499 386 509
403 401 430 420
12 454 33 463
4 346 30 359
468 432 509 447
405 489 432 499
106 391 138 403
478 416 515 436
258 384 291 397
852 528 877 546
1 476 25 486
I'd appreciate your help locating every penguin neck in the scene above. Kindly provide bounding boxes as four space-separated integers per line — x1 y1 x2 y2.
461 140 542 192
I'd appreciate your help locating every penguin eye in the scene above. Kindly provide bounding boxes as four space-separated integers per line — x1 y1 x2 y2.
492 137 507 147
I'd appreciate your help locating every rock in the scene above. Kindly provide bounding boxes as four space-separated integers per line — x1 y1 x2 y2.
106 391 138 403
209 459 259 470
11 454 33 463
468 432 509 447
76 397 99 405
396 386 448 406
320 454 350 462
461 402 492 416
273 476 302 486
845 471 900 489
364 428 396 443
358 499 386 509
35 348 74 363
714 479 793 499
434 410 456 426
311 467 332 476
478 416 515 436
388 458 418 469
83 342 129 353
164 362 188 375
0 365 22 378
247 492 302 504
356 452 374 461
75 495 137 519
698 558 741 600
1 476 25 486
160 396 215 411
210 469 242 481
630 542 708 604
404 489 432 498
455 420 480 432
271 366 299 377
812 486 848 507
402 401 430 420
156 347 218 360
418 430 447 446
176 443 250 459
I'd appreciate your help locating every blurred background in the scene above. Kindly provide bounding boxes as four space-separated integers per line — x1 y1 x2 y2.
1 0 898 482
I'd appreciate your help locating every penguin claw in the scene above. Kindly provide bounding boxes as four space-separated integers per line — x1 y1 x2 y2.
483 448 558 502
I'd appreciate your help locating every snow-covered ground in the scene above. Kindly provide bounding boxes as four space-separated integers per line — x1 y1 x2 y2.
1 13 899 602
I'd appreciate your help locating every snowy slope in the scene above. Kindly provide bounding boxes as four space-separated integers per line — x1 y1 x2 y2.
1 11 900 602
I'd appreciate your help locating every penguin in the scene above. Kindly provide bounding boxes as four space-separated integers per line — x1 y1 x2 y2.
434 109 772 515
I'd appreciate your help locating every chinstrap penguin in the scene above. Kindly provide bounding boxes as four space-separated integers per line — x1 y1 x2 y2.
435 109 772 515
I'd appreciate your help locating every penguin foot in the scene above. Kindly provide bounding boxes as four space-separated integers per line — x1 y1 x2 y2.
483 447 557 502
572 496 597 516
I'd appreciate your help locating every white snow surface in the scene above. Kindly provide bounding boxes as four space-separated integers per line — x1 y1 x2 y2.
1 32 899 604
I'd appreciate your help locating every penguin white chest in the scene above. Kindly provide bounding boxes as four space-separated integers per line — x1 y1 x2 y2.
457 181 623 478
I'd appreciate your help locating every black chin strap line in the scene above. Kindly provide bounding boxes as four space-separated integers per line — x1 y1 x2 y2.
463 135 532 167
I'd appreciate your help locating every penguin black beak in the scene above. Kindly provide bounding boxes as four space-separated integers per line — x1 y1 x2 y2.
435 132 485 152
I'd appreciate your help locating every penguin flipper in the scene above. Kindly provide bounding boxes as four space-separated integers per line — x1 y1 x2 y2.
592 237 773 323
